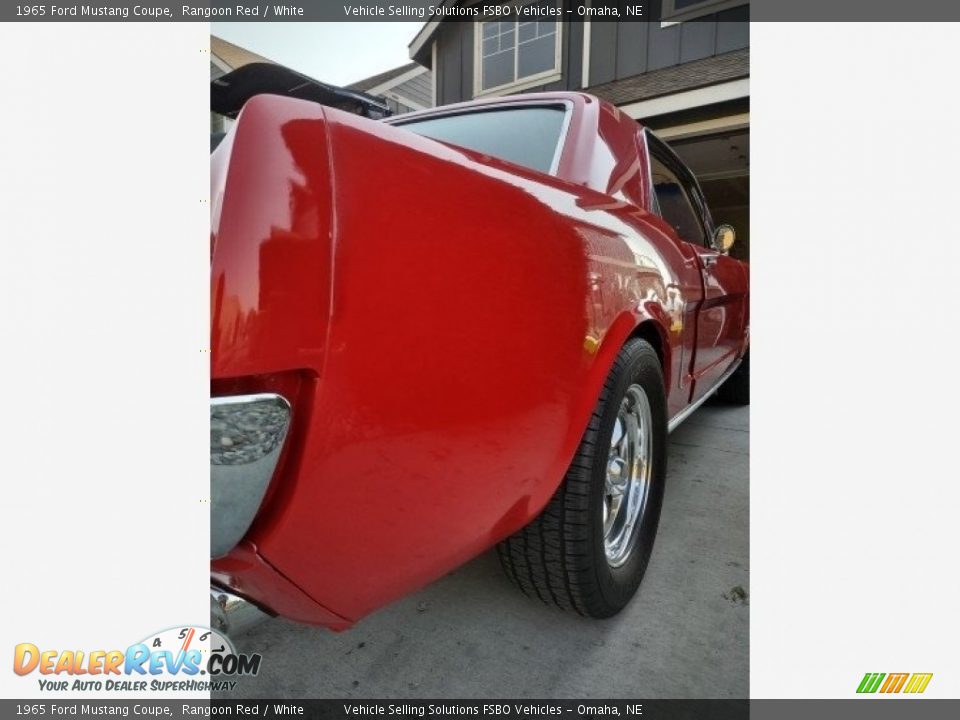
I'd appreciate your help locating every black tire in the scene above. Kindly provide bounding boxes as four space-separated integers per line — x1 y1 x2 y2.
497 338 667 618
716 351 749 405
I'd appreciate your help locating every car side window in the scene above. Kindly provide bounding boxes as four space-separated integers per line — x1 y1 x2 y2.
648 153 706 246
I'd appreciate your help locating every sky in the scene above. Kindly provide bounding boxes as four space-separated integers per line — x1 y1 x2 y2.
212 23 425 86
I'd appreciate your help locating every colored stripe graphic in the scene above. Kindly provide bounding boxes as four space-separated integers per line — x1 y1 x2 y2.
880 673 909 693
858 672 933 694
903 673 933 694
857 673 885 693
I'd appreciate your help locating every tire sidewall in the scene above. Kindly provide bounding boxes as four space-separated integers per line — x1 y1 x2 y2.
590 340 668 615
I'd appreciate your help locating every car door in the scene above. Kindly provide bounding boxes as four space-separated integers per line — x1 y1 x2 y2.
644 130 748 405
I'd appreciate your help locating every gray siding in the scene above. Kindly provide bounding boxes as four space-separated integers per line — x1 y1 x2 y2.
715 6 750 53
430 4 748 105
436 21 473 105
615 20 648 77
393 71 433 107
589 3 749 85
562 16 584 90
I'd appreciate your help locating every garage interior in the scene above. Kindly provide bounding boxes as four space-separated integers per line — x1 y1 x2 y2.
671 128 750 263
638 93 750 264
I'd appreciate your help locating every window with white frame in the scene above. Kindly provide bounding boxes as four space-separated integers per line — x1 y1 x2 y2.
477 1 562 94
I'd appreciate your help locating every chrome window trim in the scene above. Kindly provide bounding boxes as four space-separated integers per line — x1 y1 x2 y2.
549 101 574 174
644 127 715 246
391 99 573 177
640 127 661 215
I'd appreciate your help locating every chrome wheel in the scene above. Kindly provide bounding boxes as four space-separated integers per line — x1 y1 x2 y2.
497 338 666 618
603 384 653 567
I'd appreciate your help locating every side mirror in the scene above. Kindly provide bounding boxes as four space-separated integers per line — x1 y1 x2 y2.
712 224 736 254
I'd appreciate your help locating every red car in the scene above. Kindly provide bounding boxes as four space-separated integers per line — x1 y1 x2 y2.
209 88 749 636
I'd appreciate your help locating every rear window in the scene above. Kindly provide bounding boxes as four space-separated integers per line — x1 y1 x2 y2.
396 105 567 174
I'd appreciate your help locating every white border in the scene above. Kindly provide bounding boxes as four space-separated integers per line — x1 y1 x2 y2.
0 21 209 699
751 21 960 698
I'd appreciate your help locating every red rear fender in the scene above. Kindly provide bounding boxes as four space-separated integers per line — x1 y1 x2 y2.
211 95 334 380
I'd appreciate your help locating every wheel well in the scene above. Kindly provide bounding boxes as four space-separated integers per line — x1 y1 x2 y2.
629 321 667 372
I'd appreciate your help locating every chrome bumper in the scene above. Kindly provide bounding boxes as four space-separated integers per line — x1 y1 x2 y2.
210 393 291 558
210 587 270 637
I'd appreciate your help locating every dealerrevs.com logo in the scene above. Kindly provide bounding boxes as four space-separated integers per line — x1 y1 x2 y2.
13 626 261 693
857 672 933 694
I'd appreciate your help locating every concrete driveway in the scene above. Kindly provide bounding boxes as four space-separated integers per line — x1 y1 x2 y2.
223 403 749 699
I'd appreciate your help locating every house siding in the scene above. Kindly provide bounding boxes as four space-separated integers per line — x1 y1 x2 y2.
430 4 747 105
394 72 433 107
587 47 748 107
589 3 749 86
436 21 472 105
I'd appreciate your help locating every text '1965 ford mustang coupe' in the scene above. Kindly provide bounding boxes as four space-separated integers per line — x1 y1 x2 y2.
209 86 749 635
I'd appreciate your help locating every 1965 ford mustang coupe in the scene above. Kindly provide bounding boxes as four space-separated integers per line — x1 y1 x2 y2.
209 83 749 635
